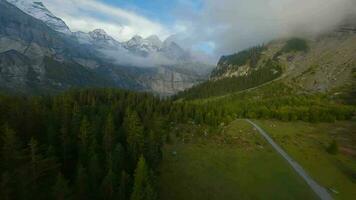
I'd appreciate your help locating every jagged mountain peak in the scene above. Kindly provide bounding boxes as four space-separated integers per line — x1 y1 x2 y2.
33 1 44 7
145 35 162 47
91 29 108 35
89 29 114 40
130 35 144 43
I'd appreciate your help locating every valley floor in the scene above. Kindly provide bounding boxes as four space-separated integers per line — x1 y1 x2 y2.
255 120 356 200
159 120 356 200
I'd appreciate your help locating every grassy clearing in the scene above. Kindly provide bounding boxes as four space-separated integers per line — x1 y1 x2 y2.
159 120 317 200
255 120 356 200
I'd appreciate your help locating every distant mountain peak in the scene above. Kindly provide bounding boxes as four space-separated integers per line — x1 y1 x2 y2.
89 29 114 40
91 29 108 35
132 35 144 41
145 35 162 47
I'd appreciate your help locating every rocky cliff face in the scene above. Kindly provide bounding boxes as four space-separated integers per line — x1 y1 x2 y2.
0 0 143 93
137 66 207 96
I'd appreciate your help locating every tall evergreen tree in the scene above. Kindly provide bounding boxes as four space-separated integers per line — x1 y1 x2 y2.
79 116 91 165
52 173 71 200
103 113 116 155
74 165 89 199
130 156 156 200
1 125 23 171
124 111 144 164
101 167 118 200
0 172 12 200
119 171 130 200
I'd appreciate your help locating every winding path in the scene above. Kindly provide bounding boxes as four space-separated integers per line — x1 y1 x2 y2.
245 119 333 200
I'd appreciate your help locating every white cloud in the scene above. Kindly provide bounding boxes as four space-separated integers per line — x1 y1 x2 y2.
41 0 171 41
28 0 356 64
175 0 356 56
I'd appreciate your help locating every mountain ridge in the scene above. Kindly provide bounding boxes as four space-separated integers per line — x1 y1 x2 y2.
1 0 213 95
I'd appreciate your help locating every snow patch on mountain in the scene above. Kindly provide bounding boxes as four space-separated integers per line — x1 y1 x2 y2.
7 0 71 34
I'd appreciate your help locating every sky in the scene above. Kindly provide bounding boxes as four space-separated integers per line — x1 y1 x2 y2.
41 0 356 63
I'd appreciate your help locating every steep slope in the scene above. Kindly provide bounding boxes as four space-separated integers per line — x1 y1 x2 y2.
177 30 356 100
0 50 37 93
6 0 71 34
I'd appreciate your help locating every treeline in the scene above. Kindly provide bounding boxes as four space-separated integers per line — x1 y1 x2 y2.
207 83 355 123
229 97 354 123
176 59 282 100
211 45 266 77
273 38 309 59
0 89 227 200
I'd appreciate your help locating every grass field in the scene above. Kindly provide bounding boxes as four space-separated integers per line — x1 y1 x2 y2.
255 120 356 200
159 120 317 200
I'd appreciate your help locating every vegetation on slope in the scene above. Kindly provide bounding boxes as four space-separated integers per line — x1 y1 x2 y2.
211 45 266 77
273 38 309 59
44 57 114 89
191 82 355 123
175 59 282 100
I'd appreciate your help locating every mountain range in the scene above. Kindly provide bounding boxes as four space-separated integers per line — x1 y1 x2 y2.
0 0 213 95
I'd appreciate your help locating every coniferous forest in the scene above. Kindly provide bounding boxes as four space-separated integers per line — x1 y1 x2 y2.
0 89 226 200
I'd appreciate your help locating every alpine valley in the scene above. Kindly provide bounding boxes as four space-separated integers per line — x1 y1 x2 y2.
1 1 356 200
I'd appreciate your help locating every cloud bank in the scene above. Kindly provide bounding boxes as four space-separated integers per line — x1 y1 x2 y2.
41 0 171 41
40 0 356 63
176 0 356 56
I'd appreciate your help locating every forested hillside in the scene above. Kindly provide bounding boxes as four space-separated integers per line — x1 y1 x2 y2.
177 33 356 102
176 59 281 99
197 82 355 123
0 89 227 200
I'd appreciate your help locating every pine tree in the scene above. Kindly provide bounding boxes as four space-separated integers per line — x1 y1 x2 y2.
103 113 116 155
52 173 71 200
119 171 130 200
124 110 144 164
88 152 102 198
144 131 162 168
101 167 117 200
74 165 89 199
112 143 125 174
0 172 12 200
28 138 41 194
130 156 156 200
79 116 91 165
1 124 23 171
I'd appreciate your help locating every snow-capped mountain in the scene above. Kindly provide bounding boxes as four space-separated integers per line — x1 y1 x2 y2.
6 0 193 61
73 29 122 50
2 0 213 95
7 0 71 34
124 35 163 56
123 35 191 61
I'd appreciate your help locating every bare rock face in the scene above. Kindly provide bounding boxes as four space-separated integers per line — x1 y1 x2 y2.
138 66 207 96
279 34 356 92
